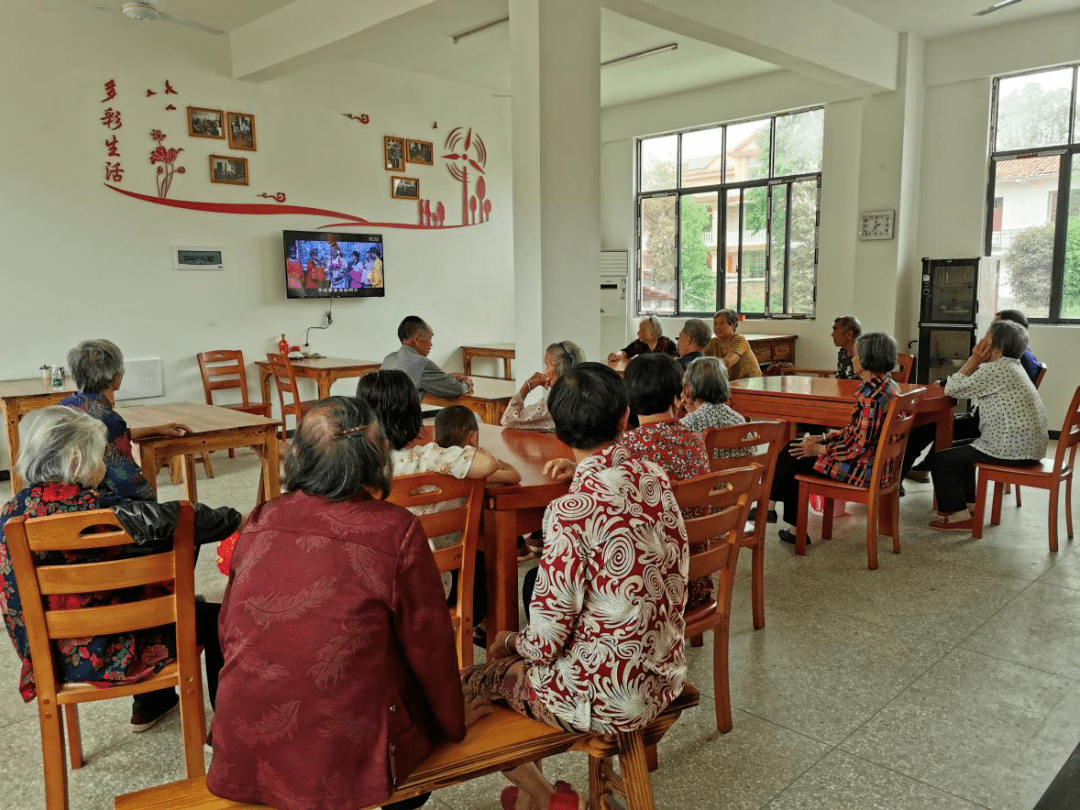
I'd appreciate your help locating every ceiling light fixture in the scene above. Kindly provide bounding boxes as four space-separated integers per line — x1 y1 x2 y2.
452 15 510 44
601 42 678 69
974 0 1024 16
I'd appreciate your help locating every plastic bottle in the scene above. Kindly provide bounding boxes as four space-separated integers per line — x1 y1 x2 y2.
50 365 62 389
278 334 289 357
40 365 51 385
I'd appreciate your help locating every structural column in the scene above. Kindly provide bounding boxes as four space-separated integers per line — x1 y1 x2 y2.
510 0 602 377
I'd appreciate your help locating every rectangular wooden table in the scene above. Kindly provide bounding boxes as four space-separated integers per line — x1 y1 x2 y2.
729 376 955 449
255 356 381 404
426 377 518 425
118 402 282 503
1 377 79 491
461 343 515 380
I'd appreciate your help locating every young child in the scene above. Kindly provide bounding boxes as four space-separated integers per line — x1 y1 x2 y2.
435 405 480 451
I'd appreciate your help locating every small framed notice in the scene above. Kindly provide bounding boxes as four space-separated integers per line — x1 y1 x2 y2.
174 246 225 270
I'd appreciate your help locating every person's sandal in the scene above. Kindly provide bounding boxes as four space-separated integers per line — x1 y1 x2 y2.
928 515 973 532
550 781 584 809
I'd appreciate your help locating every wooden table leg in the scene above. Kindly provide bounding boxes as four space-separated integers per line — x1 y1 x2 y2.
463 352 473 376
484 509 519 634
261 428 281 501
141 448 161 499
2 402 21 492
317 372 332 400
180 453 198 503
933 409 954 451
259 368 272 409
503 357 512 381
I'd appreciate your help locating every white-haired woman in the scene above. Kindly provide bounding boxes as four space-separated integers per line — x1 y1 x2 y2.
501 340 585 431
680 356 749 459
606 316 677 365
61 339 189 501
0 406 239 731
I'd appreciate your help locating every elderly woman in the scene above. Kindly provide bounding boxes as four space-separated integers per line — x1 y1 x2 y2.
704 308 761 381
769 332 899 544
501 340 585 431
680 356 749 458
61 339 188 501
208 398 468 810
607 316 678 365
929 320 1048 530
465 364 687 810
0 407 238 732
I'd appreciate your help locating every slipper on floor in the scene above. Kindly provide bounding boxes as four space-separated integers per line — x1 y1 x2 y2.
500 786 519 810
778 528 811 546
928 516 973 532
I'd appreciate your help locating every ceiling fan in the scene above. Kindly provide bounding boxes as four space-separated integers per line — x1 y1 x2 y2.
974 0 1024 16
89 1 224 35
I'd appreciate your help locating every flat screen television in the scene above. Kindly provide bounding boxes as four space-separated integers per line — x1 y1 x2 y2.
283 230 384 299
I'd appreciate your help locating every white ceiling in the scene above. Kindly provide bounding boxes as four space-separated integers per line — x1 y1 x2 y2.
50 0 295 35
831 0 1080 40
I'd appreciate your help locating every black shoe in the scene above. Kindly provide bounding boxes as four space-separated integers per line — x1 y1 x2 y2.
779 528 811 545
899 484 906 497
130 691 179 733
749 507 779 524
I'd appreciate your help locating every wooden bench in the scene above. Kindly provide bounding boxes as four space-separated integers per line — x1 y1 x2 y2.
114 686 699 810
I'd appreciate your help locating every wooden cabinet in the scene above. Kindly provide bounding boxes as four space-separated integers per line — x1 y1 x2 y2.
745 334 797 366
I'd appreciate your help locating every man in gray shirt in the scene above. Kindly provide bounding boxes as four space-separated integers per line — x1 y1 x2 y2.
379 315 473 400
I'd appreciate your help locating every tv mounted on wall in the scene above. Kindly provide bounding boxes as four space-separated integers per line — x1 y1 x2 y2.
283 230 384 299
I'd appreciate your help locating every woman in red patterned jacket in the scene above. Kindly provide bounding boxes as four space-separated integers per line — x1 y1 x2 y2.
769 332 899 545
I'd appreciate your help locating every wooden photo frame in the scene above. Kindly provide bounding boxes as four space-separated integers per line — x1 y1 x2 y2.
406 139 433 166
187 106 224 139
384 136 406 172
226 111 257 151
390 176 420 200
209 154 249 185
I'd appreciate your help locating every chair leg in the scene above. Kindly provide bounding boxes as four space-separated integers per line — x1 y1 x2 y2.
972 469 989 539
714 624 732 734
178 668 208 778
169 455 182 485
865 497 878 571
991 482 1004 526
228 448 236 459
64 704 83 770
890 492 901 554
751 543 765 630
1014 485 1022 507
1049 485 1060 553
689 634 704 648
821 498 834 540
200 452 214 479
1066 477 1074 540
796 485 810 556
645 744 659 772
39 698 69 810
616 731 657 810
588 755 608 810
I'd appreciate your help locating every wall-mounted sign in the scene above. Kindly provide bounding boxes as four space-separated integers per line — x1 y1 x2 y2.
174 246 224 270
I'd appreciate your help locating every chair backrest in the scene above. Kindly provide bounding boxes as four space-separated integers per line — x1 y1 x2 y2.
197 350 253 408
3 504 197 706
867 388 925 493
386 473 484 667
1033 362 1048 390
265 353 304 440
891 353 915 384
670 466 757 619
704 421 786 539
1051 385 1080 476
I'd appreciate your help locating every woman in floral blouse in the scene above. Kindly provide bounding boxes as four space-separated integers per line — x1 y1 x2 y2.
500 340 584 431
463 363 687 810
680 356 749 459
769 332 900 544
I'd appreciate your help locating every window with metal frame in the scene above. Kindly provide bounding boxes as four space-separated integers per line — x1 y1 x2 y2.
636 107 823 319
986 64 1080 323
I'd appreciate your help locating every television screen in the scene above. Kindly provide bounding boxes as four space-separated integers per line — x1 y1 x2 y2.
283 230 384 299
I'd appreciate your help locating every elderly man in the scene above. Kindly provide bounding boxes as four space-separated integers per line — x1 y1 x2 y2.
380 315 473 400
832 315 862 379
676 318 710 371
208 397 467 810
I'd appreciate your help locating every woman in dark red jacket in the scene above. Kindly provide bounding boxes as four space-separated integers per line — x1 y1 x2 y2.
208 397 466 810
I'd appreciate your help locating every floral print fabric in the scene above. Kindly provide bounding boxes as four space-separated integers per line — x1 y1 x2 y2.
517 444 688 734
59 392 154 501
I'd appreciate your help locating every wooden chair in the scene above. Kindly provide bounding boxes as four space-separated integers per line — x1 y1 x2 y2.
196 350 272 458
670 466 757 732
704 421 786 630
1006 361 1048 507
387 474 483 667
4 505 206 810
264 353 317 444
794 389 925 569
891 352 915 384
114 685 700 810
973 384 1079 552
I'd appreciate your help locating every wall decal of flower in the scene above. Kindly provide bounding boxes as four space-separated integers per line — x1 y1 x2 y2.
443 127 487 225
149 129 184 198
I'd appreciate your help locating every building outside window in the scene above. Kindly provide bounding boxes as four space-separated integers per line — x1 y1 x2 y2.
636 107 823 318
986 64 1080 322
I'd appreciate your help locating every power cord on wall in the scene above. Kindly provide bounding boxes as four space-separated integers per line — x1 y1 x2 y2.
304 299 333 347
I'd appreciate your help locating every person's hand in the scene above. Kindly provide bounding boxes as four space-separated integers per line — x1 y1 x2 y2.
450 373 474 392
464 695 495 727
607 351 626 365
789 435 823 459
543 457 576 482
144 422 190 438
526 371 548 391
971 335 993 364
488 630 518 660
681 392 698 414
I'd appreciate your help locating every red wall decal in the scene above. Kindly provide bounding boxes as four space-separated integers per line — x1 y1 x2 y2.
257 192 287 202
149 129 184 198
343 113 369 124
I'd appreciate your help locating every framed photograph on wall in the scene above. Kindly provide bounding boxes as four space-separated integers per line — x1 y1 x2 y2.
384 136 406 172
390 176 419 200
210 154 249 185
406 139 433 165
226 112 257 151
187 106 224 139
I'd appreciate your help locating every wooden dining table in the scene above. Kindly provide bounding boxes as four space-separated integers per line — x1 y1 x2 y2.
728 375 956 448
255 356 381 403
1 377 79 491
426 377 518 426
118 402 282 503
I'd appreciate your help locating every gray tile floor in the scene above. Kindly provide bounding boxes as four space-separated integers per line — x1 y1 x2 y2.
1 446 1077 810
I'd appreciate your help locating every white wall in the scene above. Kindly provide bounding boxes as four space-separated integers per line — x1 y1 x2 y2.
0 4 513 470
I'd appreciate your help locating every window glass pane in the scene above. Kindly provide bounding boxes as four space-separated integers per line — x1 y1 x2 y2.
640 135 677 192
995 68 1072 152
788 179 819 315
1062 159 1080 318
640 195 677 315
774 108 824 176
679 192 718 313
991 155 1061 319
724 189 740 309
726 119 770 182
681 128 723 189
769 187 788 314
740 186 768 313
